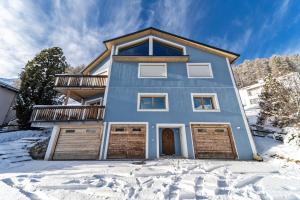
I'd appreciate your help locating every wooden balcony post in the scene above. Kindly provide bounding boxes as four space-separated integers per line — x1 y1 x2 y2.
34 109 39 121
54 77 59 86
67 76 71 86
82 107 87 120
53 109 58 121
64 91 70 105
80 76 83 86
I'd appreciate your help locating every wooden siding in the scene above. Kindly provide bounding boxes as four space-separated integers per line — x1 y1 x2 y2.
52 126 103 160
191 124 237 159
107 124 146 159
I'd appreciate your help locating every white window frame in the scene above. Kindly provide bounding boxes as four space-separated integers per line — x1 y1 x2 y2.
115 35 187 55
85 97 103 105
137 93 169 112
138 63 167 78
191 93 220 112
186 63 213 78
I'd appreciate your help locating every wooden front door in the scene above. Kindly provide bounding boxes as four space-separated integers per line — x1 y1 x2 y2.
162 128 175 155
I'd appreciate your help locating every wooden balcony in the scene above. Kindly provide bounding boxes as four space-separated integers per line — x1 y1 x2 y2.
31 105 105 123
54 75 107 101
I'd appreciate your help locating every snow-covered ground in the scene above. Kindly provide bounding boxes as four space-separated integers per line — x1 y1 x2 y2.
0 131 300 200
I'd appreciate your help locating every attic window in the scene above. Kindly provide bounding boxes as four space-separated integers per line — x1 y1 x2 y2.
153 39 183 56
116 36 186 56
118 39 149 56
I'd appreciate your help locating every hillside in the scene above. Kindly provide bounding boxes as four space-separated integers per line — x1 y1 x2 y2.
233 54 300 88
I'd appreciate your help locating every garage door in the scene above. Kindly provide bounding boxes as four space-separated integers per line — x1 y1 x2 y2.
107 124 146 159
191 124 237 159
52 127 102 160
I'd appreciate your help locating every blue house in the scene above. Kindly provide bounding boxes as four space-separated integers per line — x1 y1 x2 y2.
31 27 257 160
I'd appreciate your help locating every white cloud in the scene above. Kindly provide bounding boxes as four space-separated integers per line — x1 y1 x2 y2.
0 0 143 78
207 29 253 53
0 1 47 78
147 0 205 38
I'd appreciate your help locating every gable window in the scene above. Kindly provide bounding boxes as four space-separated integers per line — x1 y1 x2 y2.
187 63 213 78
191 93 220 112
118 39 149 56
138 63 167 78
153 39 183 56
116 36 186 56
138 93 169 111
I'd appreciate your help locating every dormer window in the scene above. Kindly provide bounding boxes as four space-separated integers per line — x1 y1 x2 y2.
115 36 186 56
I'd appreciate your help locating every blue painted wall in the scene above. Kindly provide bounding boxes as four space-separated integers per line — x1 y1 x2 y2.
159 128 181 156
99 40 254 160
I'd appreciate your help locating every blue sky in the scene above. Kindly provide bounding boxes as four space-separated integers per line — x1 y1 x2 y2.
0 0 300 78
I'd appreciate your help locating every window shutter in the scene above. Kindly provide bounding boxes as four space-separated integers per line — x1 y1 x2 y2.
187 63 212 78
139 63 167 78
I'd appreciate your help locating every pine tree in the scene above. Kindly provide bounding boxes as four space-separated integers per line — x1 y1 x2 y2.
16 47 69 129
257 74 296 127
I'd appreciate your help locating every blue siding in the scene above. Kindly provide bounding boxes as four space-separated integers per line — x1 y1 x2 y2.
90 57 110 75
101 44 253 160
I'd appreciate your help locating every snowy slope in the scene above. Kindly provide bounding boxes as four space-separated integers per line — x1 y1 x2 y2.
0 131 300 200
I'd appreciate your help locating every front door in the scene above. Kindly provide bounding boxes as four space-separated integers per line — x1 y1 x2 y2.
162 128 175 155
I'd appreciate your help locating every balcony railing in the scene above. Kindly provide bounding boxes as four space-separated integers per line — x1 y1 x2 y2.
31 105 105 122
54 74 107 88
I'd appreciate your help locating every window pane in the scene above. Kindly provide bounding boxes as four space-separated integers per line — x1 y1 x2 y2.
153 40 183 56
119 40 149 56
193 97 202 110
153 97 166 109
140 97 152 109
203 97 214 109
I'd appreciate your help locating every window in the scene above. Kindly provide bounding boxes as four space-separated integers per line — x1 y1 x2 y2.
187 63 213 78
116 36 186 56
85 98 103 106
250 98 259 105
138 93 169 111
138 63 167 78
153 39 183 56
191 93 220 112
118 39 149 56
65 129 75 133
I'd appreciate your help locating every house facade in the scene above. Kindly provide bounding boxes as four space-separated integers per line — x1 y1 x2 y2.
239 81 264 109
0 80 18 126
239 72 300 110
31 28 257 160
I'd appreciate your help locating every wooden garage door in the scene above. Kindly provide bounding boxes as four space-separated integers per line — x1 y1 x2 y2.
107 124 146 159
191 124 237 159
53 127 102 160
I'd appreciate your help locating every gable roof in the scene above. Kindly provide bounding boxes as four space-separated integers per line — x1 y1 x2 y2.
82 27 239 74
0 80 18 93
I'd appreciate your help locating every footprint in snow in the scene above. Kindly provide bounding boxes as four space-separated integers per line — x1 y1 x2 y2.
235 176 264 188
63 179 81 184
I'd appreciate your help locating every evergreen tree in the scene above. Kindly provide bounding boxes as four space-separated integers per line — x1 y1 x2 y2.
16 47 69 128
257 74 295 127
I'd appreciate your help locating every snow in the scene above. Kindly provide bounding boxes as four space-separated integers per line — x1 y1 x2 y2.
0 131 300 199
245 107 260 125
